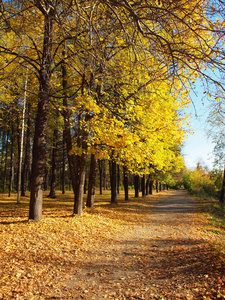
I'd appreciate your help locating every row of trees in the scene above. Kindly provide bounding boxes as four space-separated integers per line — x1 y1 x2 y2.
0 1 225 221
0 143 173 195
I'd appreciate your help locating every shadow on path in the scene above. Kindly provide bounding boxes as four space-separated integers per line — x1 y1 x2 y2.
63 190 225 299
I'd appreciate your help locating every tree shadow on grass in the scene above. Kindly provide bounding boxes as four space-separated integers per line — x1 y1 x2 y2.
0 190 193 226
0 219 28 225
0 189 214 226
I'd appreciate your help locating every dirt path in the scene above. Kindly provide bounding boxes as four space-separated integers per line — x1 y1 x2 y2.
64 190 225 300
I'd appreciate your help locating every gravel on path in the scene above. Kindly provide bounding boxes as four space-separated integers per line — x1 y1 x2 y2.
64 190 225 300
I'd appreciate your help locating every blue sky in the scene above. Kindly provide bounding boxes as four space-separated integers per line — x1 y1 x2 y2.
182 98 215 170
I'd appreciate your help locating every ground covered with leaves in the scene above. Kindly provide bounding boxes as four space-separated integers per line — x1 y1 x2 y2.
0 189 225 299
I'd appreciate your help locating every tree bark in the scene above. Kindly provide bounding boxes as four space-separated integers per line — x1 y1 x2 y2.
123 166 129 201
98 159 103 195
159 182 162 192
149 180 153 195
134 175 139 198
16 111 20 192
103 159 107 190
62 51 89 214
8 124 15 197
43 164 49 191
86 154 97 208
3 131 9 193
220 163 225 204
74 153 86 214
62 51 77 195
0 132 5 185
17 68 28 204
29 10 54 221
61 130 66 194
117 164 120 194
145 176 149 195
156 181 159 193
21 103 31 196
48 128 58 198
83 176 87 195
73 74 88 215
110 159 117 204
141 174 145 197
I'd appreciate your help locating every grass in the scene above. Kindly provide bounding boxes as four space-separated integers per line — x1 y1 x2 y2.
204 198 225 230
193 193 225 268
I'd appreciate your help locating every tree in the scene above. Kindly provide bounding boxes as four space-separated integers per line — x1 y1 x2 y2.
110 158 117 204
207 98 225 203
47 128 58 199
0 1 84 220
1 0 225 221
219 165 225 204
183 164 215 195
17 68 28 204
123 166 129 201
134 175 139 198
86 154 97 208
8 121 15 197
21 102 32 196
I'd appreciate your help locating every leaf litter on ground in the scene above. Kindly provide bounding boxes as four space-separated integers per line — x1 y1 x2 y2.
0 189 225 299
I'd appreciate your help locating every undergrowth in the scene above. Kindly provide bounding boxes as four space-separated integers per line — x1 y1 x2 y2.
193 192 225 269
203 197 225 230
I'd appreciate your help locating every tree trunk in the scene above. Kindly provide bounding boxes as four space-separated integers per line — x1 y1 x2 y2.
83 176 87 195
29 92 49 220
141 174 145 197
16 113 20 192
145 176 149 195
43 164 49 191
48 128 58 198
29 10 53 221
117 164 120 194
74 153 86 214
17 68 28 204
123 166 129 201
3 131 9 193
73 72 88 215
149 180 153 195
61 130 66 194
0 132 5 185
21 103 31 196
110 159 117 204
220 163 225 204
98 159 103 195
134 175 139 198
8 124 15 197
103 159 107 190
86 154 97 208
62 50 76 195
156 181 159 193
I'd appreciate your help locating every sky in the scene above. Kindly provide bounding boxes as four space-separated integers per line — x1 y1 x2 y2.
182 97 215 170
181 66 225 171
